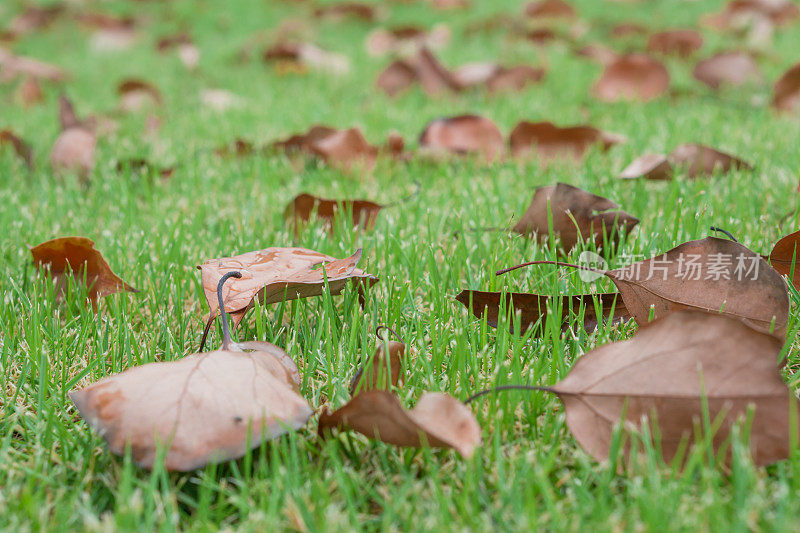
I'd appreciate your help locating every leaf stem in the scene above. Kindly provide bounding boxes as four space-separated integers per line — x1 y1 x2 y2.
218 271 243 351
375 325 403 343
709 226 738 243
495 260 603 276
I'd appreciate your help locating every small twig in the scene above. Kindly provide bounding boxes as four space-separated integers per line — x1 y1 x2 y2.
217 271 243 351
464 385 552 404
709 226 738 243
495 260 602 276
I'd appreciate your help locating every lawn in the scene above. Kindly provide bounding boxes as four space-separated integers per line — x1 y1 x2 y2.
3 0 800 530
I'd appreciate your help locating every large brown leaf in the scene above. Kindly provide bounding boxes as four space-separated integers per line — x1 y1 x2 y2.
349 340 406 394
772 62 800 113
418 114 505 161
620 143 751 180
692 52 761 89
547 311 793 466
511 183 639 252
197 247 377 346
271 126 379 170
646 29 704 58
30 236 137 303
766 230 800 288
592 54 669 101
509 121 625 162
318 391 481 457
500 237 789 338
71 340 312 471
455 290 629 334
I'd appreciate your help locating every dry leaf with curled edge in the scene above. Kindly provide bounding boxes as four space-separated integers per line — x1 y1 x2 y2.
319 392 481 457
197 248 377 350
284 194 383 231
376 48 461 96
544 311 794 466
30 236 137 303
419 114 505 161
0 47 68 83
71 274 312 471
117 78 162 112
313 2 380 21
620 143 751 180
509 121 625 162
524 0 575 19
0 129 33 169
592 54 669 102
692 52 761 90
272 126 380 170
50 95 96 178
349 340 406 394
365 24 450 56
455 290 629 334
646 29 703 58
452 63 545 92
766 230 800 288
262 42 350 75
703 0 798 30
511 183 639 252
773 62 800 113
499 237 789 338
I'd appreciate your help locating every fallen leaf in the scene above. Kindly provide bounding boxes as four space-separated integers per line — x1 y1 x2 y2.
50 95 96 177
0 129 34 169
200 89 241 111
455 290 629 334
508 121 625 162
71 338 312 471
704 0 799 30
118 78 162 112
16 76 44 106
7 5 64 38
349 341 406 394
524 0 576 19
620 144 752 180
692 52 761 89
511 183 639 251
313 2 380 21
284 193 383 230
419 114 505 161
0 47 68 82
546 310 793 466
156 33 200 69
263 42 350 74
611 22 648 38
766 230 800 288
365 24 450 56
318 391 481 457
646 29 704 57
500 237 789 337
197 247 377 349
592 53 669 101
30 236 137 303
79 13 137 51
376 48 461 96
308 128 379 170
452 63 545 92
772 62 800 113
575 43 619 66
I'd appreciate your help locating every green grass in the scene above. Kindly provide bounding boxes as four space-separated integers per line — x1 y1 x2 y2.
3 0 800 530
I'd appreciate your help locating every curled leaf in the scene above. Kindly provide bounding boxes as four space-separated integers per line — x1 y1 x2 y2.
50 95 96 177
284 193 383 231
349 341 406 394
30 236 137 303
509 121 624 162
766 230 800 288
263 42 350 75
511 183 639 251
772 62 800 113
0 129 34 169
592 54 669 102
419 114 505 161
365 24 450 56
376 48 461 96
692 52 761 89
71 341 312 471
455 290 629 334
319 391 481 457
620 144 751 180
646 29 704 58
118 78 162 112
524 0 576 19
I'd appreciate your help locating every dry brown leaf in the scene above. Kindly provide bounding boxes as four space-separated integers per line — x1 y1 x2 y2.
511 183 639 251
501 237 789 337
376 48 461 96
524 0 576 19
0 129 34 169
692 52 761 89
71 340 312 471
452 64 544 92
309 128 379 170
704 0 799 29
611 23 648 38
575 43 620 66
620 144 751 180
646 29 704 58
592 54 670 101
284 193 383 231
766 229 800 288
318 391 481 457
50 95 96 177
313 2 380 21
197 247 377 348
7 5 64 38
16 76 44 107
365 24 450 56
509 121 625 162
349 341 406 394
0 47 68 82
118 78 162 112
772 62 800 113
30 236 137 303
263 42 350 74
547 310 793 466
78 13 138 51
419 114 505 161
455 290 629 334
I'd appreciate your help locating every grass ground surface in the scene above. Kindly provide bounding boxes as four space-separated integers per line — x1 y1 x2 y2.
3 0 800 530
